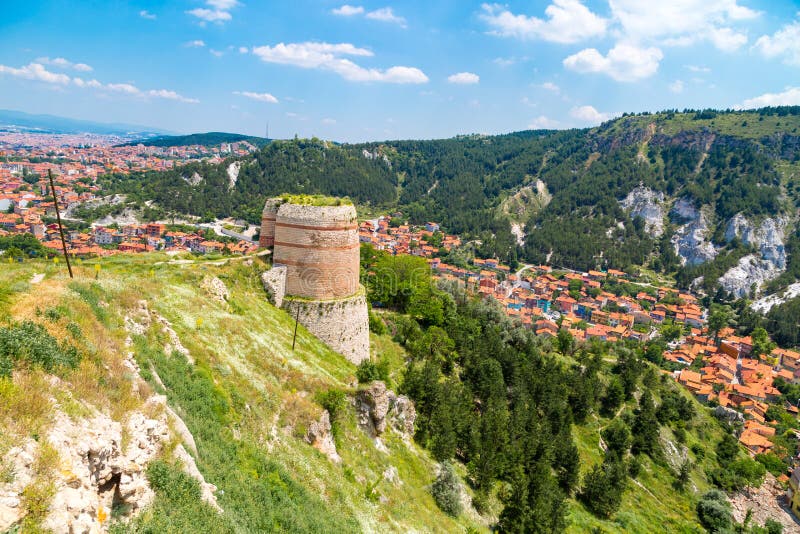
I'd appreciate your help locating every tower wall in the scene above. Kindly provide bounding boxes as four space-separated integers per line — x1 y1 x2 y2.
272 203 359 299
259 198 282 248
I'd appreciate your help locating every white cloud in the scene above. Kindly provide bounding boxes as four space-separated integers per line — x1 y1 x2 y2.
754 21 800 66
739 87 800 109
493 57 516 67
186 40 206 48
105 83 141 95
608 0 758 51
251 41 428 83
139 10 156 19
322 118 337 125
447 72 479 84
528 116 560 129
538 82 560 93
686 64 711 72
238 46 248 54
669 80 685 93
365 7 406 27
569 105 616 124
0 62 71 84
187 0 238 23
563 43 663 81
233 91 279 103
210 49 224 57
36 57 92 72
332 5 364 16
480 1 607 44
146 89 200 103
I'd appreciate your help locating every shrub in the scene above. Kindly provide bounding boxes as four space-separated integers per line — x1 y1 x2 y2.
356 358 389 384
0 321 81 378
431 461 462 517
316 388 347 423
369 311 388 335
696 490 732 532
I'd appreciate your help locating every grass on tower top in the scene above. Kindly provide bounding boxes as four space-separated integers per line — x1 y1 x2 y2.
280 194 353 207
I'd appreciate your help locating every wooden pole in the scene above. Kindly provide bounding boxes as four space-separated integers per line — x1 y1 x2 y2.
48 170 73 278
292 304 300 351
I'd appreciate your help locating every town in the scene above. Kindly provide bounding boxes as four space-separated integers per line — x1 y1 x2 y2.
359 214 800 476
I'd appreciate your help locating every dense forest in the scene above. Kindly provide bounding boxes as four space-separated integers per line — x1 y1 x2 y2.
116 131 270 148
360 246 782 532
100 108 800 342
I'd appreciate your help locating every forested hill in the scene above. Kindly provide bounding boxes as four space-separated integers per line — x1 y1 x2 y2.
104 107 800 313
117 131 271 148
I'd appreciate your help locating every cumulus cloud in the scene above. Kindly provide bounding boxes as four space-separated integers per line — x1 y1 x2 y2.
563 43 663 81
569 105 617 124
332 5 365 16
36 57 92 72
186 40 206 48
146 89 200 103
139 10 156 19
480 1 607 43
187 0 238 23
238 46 248 53
608 0 757 51
0 62 71 84
365 7 406 27
322 118 337 125
332 5 407 27
447 72 479 84
754 20 800 66
210 49 224 57
538 82 560 93
686 64 711 73
251 41 428 83
739 87 800 109
528 116 560 129
669 80 685 93
233 90 279 103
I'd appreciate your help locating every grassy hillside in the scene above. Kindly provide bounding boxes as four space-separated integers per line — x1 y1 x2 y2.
0 253 773 532
0 255 484 532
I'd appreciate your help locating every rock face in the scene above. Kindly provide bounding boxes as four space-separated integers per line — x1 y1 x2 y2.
356 381 416 439
725 214 788 269
226 161 241 191
305 410 341 463
719 214 789 298
670 198 718 266
719 254 782 299
2 406 168 533
752 282 800 314
620 186 666 237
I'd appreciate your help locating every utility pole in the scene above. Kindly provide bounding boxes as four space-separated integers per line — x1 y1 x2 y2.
48 169 73 279
292 304 300 351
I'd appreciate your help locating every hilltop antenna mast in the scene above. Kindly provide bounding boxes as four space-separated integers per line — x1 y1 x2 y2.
47 169 73 279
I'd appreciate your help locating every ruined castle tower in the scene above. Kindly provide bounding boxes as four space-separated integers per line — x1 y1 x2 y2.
260 196 369 364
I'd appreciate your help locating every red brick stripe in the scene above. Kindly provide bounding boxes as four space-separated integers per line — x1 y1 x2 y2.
275 222 357 231
274 257 358 269
274 241 358 251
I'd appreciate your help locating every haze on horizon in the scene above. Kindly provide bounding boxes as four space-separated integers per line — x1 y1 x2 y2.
1 0 799 142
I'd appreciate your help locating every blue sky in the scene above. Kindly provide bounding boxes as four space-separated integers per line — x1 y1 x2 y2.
1 0 799 142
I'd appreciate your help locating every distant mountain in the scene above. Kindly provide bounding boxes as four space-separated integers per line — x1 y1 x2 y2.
118 132 271 148
0 109 171 137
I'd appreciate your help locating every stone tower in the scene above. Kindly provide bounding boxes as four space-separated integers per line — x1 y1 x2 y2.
260 196 369 364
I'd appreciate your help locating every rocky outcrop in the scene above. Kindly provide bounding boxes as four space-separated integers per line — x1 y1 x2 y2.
226 162 241 191
670 198 718 266
719 214 790 298
729 474 800 533
718 255 782 299
2 405 167 533
752 282 800 314
305 410 341 463
356 381 416 439
201 276 229 304
261 266 287 308
620 186 666 237
725 214 788 269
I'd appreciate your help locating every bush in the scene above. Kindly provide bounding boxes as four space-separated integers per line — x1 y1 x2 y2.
316 388 347 423
0 321 81 378
696 490 732 532
431 461 462 517
369 311 388 335
356 358 389 384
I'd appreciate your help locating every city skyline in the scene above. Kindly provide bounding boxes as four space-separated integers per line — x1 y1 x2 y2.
1 0 799 142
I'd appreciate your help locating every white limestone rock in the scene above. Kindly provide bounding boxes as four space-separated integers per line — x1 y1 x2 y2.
670 198 718 266
718 254 782 299
620 186 666 237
